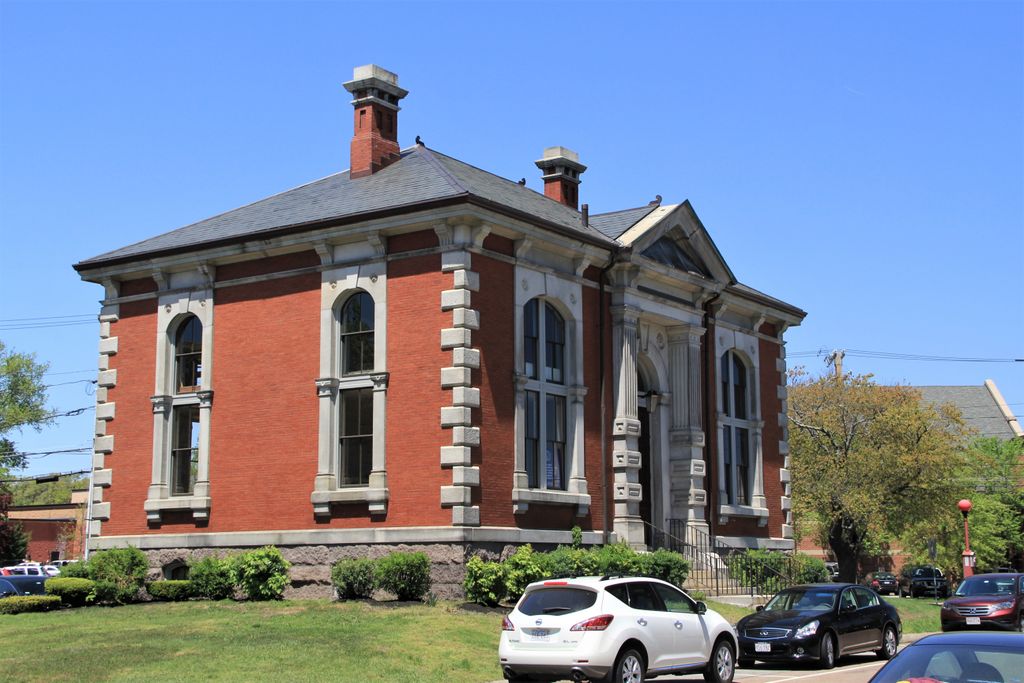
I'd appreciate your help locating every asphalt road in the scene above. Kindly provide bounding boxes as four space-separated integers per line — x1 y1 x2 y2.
663 652 890 682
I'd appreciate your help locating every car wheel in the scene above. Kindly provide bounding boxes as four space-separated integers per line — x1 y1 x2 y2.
1017 611 1024 633
703 638 735 683
607 647 645 683
819 633 836 669
876 625 898 660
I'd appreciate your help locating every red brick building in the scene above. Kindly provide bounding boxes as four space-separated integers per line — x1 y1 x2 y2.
73 66 805 595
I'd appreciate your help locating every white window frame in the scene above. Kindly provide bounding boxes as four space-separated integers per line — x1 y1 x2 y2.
512 265 590 515
715 330 768 522
145 283 215 522
312 260 389 516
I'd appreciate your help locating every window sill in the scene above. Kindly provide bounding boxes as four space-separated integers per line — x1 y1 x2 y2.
513 487 590 517
144 495 211 523
311 487 388 517
718 503 770 527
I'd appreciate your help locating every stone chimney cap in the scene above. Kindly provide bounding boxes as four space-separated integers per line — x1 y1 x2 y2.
535 146 587 173
343 64 409 103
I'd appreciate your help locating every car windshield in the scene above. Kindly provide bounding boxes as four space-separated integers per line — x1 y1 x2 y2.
913 567 941 578
871 642 1023 683
954 577 1016 597
875 572 895 579
764 589 836 612
518 587 597 616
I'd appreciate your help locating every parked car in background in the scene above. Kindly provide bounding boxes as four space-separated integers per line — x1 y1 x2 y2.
736 583 901 669
898 565 949 598
868 631 1024 683
499 576 738 683
941 573 1024 632
863 572 898 596
0 574 48 596
824 562 840 581
0 565 44 576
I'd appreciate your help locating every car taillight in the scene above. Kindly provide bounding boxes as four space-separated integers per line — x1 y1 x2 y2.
571 614 614 631
502 616 515 631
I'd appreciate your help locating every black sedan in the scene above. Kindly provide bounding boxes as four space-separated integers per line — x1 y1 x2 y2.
0 575 48 596
869 631 1024 683
736 583 902 669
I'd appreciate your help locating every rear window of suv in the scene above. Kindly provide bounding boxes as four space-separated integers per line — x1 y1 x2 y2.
519 587 598 616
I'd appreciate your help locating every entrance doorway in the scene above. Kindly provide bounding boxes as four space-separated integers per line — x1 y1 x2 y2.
637 371 653 546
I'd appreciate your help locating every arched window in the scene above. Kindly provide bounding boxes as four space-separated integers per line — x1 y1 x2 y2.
720 350 752 505
523 299 567 490
340 292 374 375
174 315 203 393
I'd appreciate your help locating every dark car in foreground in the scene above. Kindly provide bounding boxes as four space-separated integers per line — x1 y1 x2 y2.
864 571 898 596
899 565 949 598
868 631 1024 683
736 583 901 669
941 573 1024 632
0 575 48 596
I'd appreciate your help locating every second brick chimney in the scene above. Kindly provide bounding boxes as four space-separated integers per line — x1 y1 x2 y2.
343 65 408 179
535 146 586 209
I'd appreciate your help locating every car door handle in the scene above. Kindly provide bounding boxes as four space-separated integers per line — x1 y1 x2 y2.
637 618 647 627
674 621 683 629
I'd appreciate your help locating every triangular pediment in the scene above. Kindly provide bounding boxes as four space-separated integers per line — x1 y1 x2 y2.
618 201 735 285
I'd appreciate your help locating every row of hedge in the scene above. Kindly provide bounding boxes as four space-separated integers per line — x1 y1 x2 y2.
331 551 431 601
463 543 691 606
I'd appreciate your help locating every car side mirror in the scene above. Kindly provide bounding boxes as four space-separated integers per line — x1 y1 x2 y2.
695 601 707 615
755 605 764 612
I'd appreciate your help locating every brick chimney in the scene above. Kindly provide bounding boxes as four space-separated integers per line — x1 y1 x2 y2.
535 146 586 209
343 65 408 179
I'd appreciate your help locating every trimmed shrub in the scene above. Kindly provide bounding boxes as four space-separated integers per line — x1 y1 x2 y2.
188 556 235 600
635 549 690 587
331 558 377 600
60 561 90 579
592 543 643 577
542 546 599 580
231 546 291 601
376 551 431 601
463 556 505 607
0 595 61 614
45 577 94 607
148 580 192 601
503 545 546 602
89 547 148 604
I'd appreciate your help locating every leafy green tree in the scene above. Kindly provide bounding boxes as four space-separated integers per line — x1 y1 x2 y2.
902 438 1024 577
9 474 89 506
787 370 968 582
0 340 54 564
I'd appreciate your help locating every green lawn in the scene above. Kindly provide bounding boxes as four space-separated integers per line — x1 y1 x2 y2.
0 595 942 682
0 600 506 682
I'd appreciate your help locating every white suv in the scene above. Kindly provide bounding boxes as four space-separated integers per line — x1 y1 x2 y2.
498 576 737 682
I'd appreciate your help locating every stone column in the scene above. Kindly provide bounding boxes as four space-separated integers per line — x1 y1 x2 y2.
666 325 709 534
611 305 644 547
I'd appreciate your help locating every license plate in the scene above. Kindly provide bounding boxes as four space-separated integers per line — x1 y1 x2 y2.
755 642 771 653
524 629 553 642
966 616 981 625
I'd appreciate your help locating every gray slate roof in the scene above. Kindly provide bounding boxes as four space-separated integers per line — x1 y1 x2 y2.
917 385 1021 439
589 205 659 239
76 146 616 269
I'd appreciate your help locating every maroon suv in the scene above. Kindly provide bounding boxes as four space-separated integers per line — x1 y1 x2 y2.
941 573 1024 632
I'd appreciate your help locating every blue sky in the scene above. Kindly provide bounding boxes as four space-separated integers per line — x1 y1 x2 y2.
1 1 1021 478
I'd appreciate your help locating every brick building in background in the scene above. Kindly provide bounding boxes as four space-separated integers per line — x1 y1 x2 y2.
9 488 88 562
73 65 805 596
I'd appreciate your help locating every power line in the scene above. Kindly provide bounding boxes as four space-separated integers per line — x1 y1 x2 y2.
43 379 97 389
0 320 97 331
13 447 91 458
789 348 1022 363
43 369 96 377
2 406 95 430
0 314 94 323
0 468 90 485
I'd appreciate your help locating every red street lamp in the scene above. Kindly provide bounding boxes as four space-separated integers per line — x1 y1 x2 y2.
958 499 975 578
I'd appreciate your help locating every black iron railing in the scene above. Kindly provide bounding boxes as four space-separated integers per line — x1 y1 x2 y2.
648 519 802 598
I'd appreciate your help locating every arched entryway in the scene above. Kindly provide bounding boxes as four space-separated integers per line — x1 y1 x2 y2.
636 362 659 546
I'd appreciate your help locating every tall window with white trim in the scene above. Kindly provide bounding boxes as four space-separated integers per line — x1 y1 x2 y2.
170 314 202 496
523 298 568 491
720 350 753 505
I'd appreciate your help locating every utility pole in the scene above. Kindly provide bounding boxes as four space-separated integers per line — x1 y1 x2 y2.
825 349 845 379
